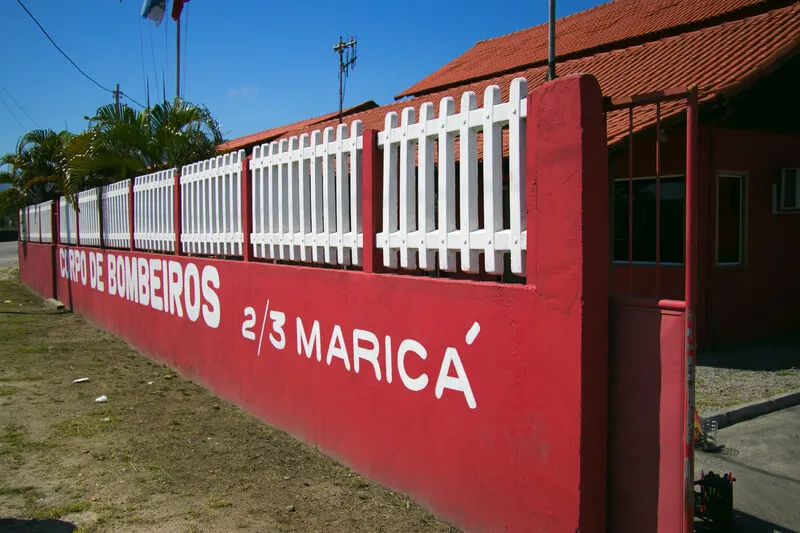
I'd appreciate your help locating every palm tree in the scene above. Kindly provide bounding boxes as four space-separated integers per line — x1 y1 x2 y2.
66 98 223 193
0 129 73 221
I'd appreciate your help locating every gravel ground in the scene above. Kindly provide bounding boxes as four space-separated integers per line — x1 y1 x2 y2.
696 339 800 415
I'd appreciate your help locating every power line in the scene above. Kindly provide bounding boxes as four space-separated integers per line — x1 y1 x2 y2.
148 22 161 103
15 0 114 95
0 91 27 132
0 83 40 128
120 91 145 109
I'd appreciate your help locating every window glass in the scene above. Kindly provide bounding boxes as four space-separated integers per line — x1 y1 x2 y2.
717 175 743 264
613 176 685 263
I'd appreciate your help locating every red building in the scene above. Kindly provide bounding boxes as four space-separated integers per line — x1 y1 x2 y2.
224 0 800 348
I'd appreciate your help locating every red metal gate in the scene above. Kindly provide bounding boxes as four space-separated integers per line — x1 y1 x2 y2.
605 87 699 533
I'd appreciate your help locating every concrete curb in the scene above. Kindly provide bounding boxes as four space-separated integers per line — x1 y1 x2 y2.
701 389 800 429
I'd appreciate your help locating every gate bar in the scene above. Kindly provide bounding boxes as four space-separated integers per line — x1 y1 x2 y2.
684 86 699 533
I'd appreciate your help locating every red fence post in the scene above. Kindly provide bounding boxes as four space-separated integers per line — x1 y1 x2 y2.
51 201 58 300
75 198 81 248
242 155 254 262
361 129 382 273
174 171 182 256
525 74 609 530
128 180 135 251
98 188 105 249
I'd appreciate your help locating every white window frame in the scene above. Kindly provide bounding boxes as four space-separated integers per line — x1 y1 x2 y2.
716 172 747 266
612 174 685 266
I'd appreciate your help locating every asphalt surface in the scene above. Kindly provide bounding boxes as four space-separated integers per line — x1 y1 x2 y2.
695 405 800 532
0 241 18 267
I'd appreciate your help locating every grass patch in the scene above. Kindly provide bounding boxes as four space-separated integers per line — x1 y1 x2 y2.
26 500 90 520
208 497 233 509
52 409 120 439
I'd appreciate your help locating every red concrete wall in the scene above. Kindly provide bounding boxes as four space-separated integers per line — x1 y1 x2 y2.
17 241 56 300
607 297 685 533
18 75 611 533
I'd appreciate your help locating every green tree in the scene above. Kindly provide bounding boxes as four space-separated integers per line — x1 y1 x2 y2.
66 98 223 193
0 129 73 223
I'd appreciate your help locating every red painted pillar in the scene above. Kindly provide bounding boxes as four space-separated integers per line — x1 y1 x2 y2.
97 188 105 249
361 129 383 274
525 74 609 531
128 181 135 251
174 172 182 256
51 201 58 300
241 155 254 262
75 198 81 248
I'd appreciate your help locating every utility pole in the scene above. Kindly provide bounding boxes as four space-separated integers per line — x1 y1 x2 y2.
333 36 357 124
114 83 121 113
547 0 557 81
175 15 181 100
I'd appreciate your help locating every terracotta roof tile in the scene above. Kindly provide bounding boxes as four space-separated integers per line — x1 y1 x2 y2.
217 101 379 151
396 0 789 98
272 5 799 149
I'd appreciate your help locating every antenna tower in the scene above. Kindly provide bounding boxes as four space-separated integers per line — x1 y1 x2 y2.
333 35 357 124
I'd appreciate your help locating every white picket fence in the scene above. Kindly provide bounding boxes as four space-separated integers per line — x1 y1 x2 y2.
19 201 54 243
59 197 78 245
133 169 175 252
249 121 363 265
18 208 29 241
39 201 53 243
77 189 101 247
47 76 533 279
102 180 131 249
376 78 529 275
180 150 245 256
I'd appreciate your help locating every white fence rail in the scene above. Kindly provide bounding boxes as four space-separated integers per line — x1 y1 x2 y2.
59 197 78 245
376 78 529 275
133 169 175 252
102 180 131 249
180 150 245 256
250 121 363 265
77 189 101 247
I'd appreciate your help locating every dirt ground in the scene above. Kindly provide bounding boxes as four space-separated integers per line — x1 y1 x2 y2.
0 269 460 533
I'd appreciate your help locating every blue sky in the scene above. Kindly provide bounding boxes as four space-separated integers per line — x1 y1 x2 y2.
0 0 601 157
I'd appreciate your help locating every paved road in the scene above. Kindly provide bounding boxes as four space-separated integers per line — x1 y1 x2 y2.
0 241 18 267
695 405 800 532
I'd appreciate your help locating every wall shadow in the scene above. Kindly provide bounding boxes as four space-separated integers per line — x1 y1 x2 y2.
694 509 799 533
0 518 76 533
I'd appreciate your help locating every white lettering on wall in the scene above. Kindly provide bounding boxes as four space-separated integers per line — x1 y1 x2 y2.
57 249 221 329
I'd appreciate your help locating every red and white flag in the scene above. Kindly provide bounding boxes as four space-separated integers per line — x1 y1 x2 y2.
172 0 189 21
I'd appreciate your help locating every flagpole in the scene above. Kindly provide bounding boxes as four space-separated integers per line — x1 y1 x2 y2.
175 13 181 100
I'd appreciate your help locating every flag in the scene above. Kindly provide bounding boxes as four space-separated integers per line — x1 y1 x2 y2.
172 0 189 21
141 0 166 25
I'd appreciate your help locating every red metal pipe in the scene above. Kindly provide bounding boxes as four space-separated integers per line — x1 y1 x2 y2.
627 108 634 293
683 87 699 533
241 155 254 262
605 86 691 111
128 180 135 251
655 103 661 298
